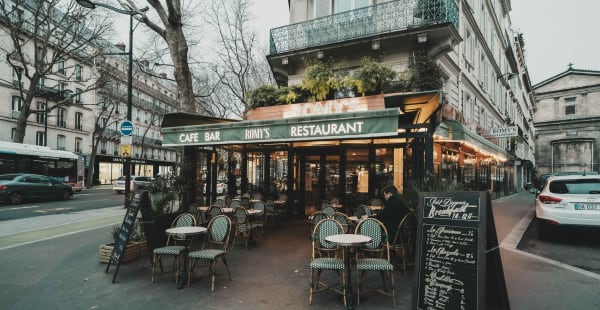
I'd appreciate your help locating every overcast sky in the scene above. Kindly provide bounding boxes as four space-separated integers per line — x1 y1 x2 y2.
511 0 600 85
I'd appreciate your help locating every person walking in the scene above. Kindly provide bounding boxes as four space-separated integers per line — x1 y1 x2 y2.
375 185 410 240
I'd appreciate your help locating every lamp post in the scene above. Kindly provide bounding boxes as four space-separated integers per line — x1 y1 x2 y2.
76 0 148 208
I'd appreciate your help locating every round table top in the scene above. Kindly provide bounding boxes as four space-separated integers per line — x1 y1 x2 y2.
165 226 207 236
325 234 371 246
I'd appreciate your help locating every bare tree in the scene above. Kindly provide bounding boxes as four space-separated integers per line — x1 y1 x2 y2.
200 0 274 118
87 86 119 188
1 0 112 143
120 0 199 114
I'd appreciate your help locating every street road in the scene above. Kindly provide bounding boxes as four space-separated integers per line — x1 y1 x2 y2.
0 186 122 221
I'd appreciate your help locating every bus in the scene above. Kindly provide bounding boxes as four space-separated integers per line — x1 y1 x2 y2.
0 141 85 192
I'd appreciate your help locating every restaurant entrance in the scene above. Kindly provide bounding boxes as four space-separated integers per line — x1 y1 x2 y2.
301 152 340 215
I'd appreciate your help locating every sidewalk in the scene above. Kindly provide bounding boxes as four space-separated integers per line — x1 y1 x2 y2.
0 192 598 310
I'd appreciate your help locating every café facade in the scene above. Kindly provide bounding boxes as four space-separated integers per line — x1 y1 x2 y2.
161 91 512 215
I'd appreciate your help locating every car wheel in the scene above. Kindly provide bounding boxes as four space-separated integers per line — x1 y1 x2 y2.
8 192 24 204
62 189 72 200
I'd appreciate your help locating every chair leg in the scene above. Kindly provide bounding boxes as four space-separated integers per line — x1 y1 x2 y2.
389 270 396 306
221 256 232 281
210 260 216 292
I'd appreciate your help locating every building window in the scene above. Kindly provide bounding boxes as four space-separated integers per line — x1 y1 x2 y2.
58 60 65 75
57 108 66 128
565 105 576 115
564 97 576 103
12 68 23 87
38 77 46 91
36 102 46 124
315 0 331 18
36 131 46 146
75 138 82 153
334 0 370 13
75 65 82 81
57 135 66 150
12 96 22 111
75 88 82 103
75 112 83 130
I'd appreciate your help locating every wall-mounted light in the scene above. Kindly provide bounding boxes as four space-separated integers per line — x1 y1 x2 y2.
417 32 428 43
371 40 380 50
316 51 324 59
281 57 288 65
497 72 517 81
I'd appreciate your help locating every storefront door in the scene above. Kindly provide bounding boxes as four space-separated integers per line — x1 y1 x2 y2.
302 153 341 215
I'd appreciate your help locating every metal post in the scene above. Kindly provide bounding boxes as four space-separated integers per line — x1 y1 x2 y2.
124 12 133 208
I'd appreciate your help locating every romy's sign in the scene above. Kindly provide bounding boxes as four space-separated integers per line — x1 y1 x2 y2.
161 109 400 146
489 126 517 138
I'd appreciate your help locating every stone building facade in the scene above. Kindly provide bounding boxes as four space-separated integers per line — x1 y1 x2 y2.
533 67 600 175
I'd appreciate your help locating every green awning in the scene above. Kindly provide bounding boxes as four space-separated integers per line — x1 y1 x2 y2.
161 109 401 146
442 120 508 160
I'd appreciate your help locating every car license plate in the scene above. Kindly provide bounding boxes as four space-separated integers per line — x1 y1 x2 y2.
574 203 600 210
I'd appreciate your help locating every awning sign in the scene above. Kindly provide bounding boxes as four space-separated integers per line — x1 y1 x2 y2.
162 109 400 146
489 126 517 138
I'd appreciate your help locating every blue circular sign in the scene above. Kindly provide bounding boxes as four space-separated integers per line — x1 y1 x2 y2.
119 120 134 136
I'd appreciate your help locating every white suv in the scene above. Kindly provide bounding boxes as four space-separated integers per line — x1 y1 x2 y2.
112 176 152 194
535 174 600 237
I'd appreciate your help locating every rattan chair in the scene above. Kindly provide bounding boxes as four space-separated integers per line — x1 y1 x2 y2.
332 212 351 233
231 207 260 249
391 210 417 276
354 218 396 306
252 200 267 234
322 205 335 217
309 218 346 306
151 213 197 284
309 211 329 239
187 215 232 291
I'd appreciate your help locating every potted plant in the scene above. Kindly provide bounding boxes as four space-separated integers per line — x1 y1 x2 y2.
401 172 467 211
140 177 181 253
98 220 148 263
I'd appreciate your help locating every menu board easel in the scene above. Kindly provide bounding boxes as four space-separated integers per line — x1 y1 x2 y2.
414 191 509 310
105 191 150 283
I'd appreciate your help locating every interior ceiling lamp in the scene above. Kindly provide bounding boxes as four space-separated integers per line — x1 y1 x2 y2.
371 40 380 50
417 32 428 43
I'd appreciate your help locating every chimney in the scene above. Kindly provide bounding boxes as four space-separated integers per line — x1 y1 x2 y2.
114 42 126 51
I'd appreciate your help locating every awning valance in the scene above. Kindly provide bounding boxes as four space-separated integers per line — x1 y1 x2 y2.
161 109 401 146
438 120 508 160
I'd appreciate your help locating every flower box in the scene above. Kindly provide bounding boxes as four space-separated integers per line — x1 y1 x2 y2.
98 240 148 264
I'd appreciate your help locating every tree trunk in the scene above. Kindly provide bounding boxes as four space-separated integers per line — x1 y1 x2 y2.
166 28 197 114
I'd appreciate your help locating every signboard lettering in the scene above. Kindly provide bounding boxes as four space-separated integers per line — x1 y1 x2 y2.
283 98 368 118
489 126 517 138
162 109 399 146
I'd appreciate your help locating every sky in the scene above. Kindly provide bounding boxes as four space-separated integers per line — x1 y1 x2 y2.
113 0 600 86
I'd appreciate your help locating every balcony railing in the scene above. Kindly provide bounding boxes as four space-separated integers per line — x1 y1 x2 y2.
269 0 458 55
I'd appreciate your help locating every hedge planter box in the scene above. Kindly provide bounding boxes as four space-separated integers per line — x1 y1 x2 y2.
99 240 148 264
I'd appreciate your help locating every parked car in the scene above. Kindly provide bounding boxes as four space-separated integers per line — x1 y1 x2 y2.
112 176 152 194
535 173 600 238
0 173 74 204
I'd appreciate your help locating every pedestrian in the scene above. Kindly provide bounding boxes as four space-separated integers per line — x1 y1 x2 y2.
375 185 410 241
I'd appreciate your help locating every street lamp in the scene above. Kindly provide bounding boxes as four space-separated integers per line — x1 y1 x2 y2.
76 0 148 208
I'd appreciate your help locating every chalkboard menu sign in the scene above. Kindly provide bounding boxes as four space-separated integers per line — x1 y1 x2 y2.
415 191 487 310
105 191 150 283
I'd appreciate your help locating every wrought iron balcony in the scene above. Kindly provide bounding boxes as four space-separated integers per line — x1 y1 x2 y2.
269 0 458 55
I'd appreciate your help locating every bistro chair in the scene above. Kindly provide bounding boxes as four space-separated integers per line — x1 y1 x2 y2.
251 200 267 236
208 205 224 222
322 205 335 217
240 196 251 209
330 197 340 206
231 207 260 250
224 195 233 207
354 218 396 306
332 212 351 233
309 218 346 306
214 198 226 208
151 213 197 284
252 191 262 201
391 210 417 276
265 199 282 225
319 200 330 211
187 215 232 291
309 211 329 239
355 205 372 218
229 199 241 209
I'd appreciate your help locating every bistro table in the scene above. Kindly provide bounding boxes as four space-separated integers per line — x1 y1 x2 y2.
165 226 207 289
325 233 371 309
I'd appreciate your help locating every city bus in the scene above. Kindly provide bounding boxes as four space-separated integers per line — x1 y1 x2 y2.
0 141 85 192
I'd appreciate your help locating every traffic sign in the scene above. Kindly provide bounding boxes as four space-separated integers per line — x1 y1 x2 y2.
119 120 134 136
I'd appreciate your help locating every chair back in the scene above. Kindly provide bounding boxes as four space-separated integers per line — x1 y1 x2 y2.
205 215 232 251
252 191 262 201
252 200 266 211
392 211 417 250
322 205 335 216
224 195 233 207
233 206 250 225
209 205 224 218
312 218 344 258
355 205 371 218
172 213 197 227
214 198 226 208
355 218 390 259
332 212 350 233
320 200 330 211
229 200 241 208
240 196 251 208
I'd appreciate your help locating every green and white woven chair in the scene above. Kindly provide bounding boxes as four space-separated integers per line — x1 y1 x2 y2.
354 218 396 306
332 212 351 233
151 213 197 284
391 210 417 276
309 218 346 306
187 215 232 291
231 207 260 249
